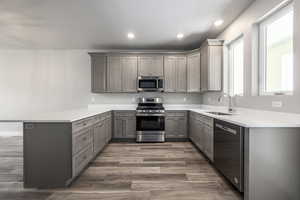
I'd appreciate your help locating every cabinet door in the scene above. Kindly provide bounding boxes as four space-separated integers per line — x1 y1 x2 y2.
189 117 197 143
204 125 214 162
166 112 187 138
107 56 122 92
196 120 205 151
93 121 105 155
113 117 124 138
187 53 201 93
176 57 187 92
138 56 164 76
208 46 222 91
105 117 112 143
164 56 177 92
90 54 106 93
122 56 138 92
165 117 178 138
200 45 209 92
124 116 136 139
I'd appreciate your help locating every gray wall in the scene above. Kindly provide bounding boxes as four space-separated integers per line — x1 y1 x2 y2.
202 0 300 114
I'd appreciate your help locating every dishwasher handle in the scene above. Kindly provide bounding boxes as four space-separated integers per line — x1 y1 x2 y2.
215 123 237 135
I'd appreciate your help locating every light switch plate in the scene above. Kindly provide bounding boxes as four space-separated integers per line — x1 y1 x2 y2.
272 101 283 108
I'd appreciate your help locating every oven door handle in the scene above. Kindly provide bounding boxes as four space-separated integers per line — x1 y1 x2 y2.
136 113 165 117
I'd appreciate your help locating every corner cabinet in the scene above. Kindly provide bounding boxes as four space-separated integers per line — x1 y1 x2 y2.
200 39 224 92
187 51 201 93
138 55 164 76
164 56 187 93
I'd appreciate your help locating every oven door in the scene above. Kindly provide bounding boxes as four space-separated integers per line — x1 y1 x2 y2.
136 115 165 132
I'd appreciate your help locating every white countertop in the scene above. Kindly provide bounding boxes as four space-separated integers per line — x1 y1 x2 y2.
1 104 300 128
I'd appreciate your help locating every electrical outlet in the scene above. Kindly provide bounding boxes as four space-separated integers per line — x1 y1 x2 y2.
183 97 187 102
91 97 95 103
272 101 283 108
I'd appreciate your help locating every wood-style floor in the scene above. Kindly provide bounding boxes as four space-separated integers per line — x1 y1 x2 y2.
0 136 242 200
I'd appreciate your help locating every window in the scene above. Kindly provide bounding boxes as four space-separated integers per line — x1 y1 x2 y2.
228 37 244 96
259 3 294 95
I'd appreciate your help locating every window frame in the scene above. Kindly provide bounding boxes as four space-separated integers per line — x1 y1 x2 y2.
258 2 294 96
227 35 244 97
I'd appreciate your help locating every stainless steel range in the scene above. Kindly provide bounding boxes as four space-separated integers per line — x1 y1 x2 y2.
136 97 165 142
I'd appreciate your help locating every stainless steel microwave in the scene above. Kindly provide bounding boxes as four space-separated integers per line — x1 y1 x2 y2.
137 76 164 92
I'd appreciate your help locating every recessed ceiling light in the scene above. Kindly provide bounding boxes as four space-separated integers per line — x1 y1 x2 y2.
177 33 184 39
214 19 224 27
127 32 135 39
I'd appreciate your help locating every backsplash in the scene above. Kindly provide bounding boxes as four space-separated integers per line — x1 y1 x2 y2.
90 93 202 104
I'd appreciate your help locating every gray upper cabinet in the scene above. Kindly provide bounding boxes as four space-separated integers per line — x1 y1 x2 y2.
164 56 187 93
107 55 138 93
90 53 107 93
121 56 138 92
164 56 177 92
176 57 187 92
107 56 122 92
187 52 201 93
138 55 164 76
200 39 224 92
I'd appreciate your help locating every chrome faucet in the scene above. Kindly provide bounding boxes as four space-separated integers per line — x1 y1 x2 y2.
218 93 234 113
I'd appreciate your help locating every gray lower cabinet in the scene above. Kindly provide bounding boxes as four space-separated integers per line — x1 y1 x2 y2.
93 120 106 156
105 113 112 143
189 112 214 161
23 112 112 189
113 111 136 139
165 111 188 138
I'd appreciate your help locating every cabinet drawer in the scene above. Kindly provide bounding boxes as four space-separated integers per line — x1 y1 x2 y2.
93 114 106 124
114 111 135 117
73 145 93 177
189 112 213 127
166 111 187 117
73 128 93 155
72 117 96 132
198 115 213 127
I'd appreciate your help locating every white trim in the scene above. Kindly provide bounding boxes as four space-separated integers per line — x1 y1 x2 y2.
258 2 294 96
227 36 244 97
256 0 294 24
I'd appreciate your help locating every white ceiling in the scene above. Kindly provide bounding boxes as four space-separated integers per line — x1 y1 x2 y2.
0 0 254 50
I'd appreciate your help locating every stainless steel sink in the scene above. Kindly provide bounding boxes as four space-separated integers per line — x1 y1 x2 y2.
206 112 232 116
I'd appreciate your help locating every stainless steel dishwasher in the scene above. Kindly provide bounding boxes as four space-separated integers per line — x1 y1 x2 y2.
214 119 244 192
